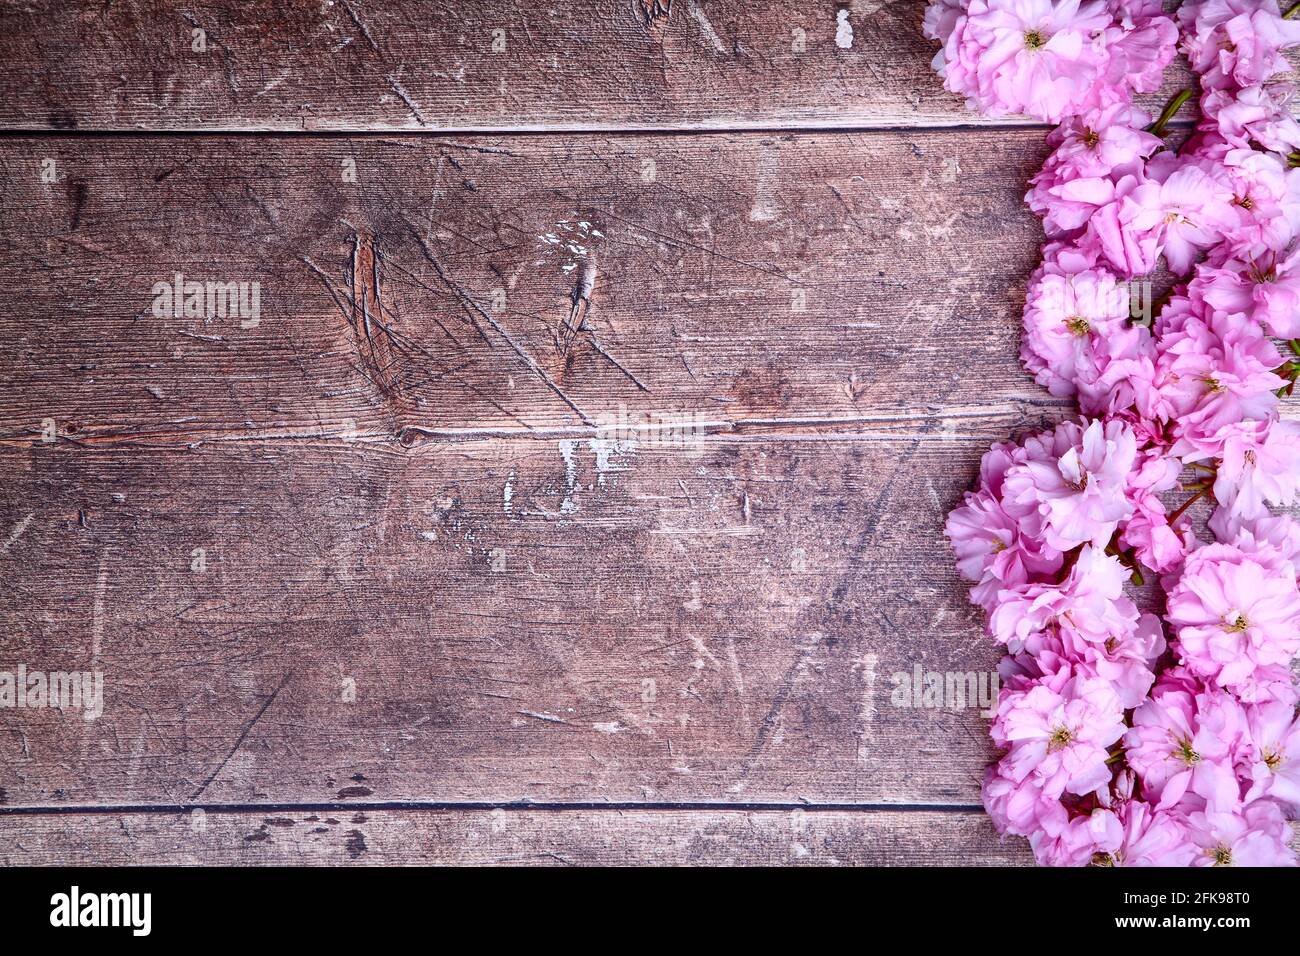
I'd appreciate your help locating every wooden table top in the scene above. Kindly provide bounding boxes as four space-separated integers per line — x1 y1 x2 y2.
3 0 1285 866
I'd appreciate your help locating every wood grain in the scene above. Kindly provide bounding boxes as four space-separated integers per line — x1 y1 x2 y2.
0 434 1013 807
0 130 1059 443
0 808 1032 865
9 6 1290 866
0 0 1206 132
0 129 1080 812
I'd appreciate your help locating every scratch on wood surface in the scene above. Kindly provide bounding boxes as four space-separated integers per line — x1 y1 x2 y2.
385 74 427 126
190 673 292 802
749 144 780 222
409 227 596 425
342 0 381 51
0 512 34 555
726 638 751 725
742 632 823 773
91 554 108 668
686 0 726 53
588 336 650 392
562 258 598 353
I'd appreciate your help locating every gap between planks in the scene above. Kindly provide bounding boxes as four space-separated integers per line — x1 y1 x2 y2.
0 120 1201 140
0 800 985 817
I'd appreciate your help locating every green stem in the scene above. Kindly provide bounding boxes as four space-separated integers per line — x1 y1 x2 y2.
1285 0 1300 18
1167 488 1209 526
1147 89 1193 137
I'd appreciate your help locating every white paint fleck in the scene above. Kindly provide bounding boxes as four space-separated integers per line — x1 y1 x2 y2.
588 437 634 487
503 469 515 515
682 580 703 612
856 652 878 759
835 9 854 48
592 721 623 734
558 439 579 514
749 146 780 222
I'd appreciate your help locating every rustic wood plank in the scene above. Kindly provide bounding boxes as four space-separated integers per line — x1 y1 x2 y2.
0 131 1076 811
0 0 1205 132
0 433 1017 807
0 808 1033 865
0 129 1060 444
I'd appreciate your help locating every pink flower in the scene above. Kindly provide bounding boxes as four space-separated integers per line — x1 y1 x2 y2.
983 765 1069 837
1103 7 1179 94
1241 700 1300 810
1210 419 1300 518
1124 681 1246 811
1192 245 1300 338
1167 541 1300 695
1120 450 1191 572
990 544 1137 644
1184 801 1297 866
1038 103 1161 179
1218 511 1300 563
1084 799 1199 866
1086 174 1162 275
1180 0 1300 89
996 599 1163 707
946 488 1063 612
1074 325 1159 418
994 674 1125 798
1109 165 1237 275
1029 812 1108 865
1153 308 1286 453
1215 149 1300 253
1204 81 1300 153
940 0 1115 122
1020 268 1134 396
923 0 966 43
1002 419 1137 550
1026 106 1162 233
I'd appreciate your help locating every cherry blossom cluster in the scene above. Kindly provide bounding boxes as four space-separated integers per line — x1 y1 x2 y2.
928 0 1300 865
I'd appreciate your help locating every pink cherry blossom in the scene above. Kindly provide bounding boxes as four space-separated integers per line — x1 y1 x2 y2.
1002 419 1137 551
1084 797 1200 865
1167 542 1300 695
1184 801 1297 866
1153 308 1286 453
1020 268 1134 397
1210 418 1300 518
994 674 1126 798
1241 699 1300 810
1204 81 1300 153
1192 245 1300 338
946 488 1063 612
1124 681 1246 811
1180 0 1300 89
941 0 1115 122
928 0 1300 867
